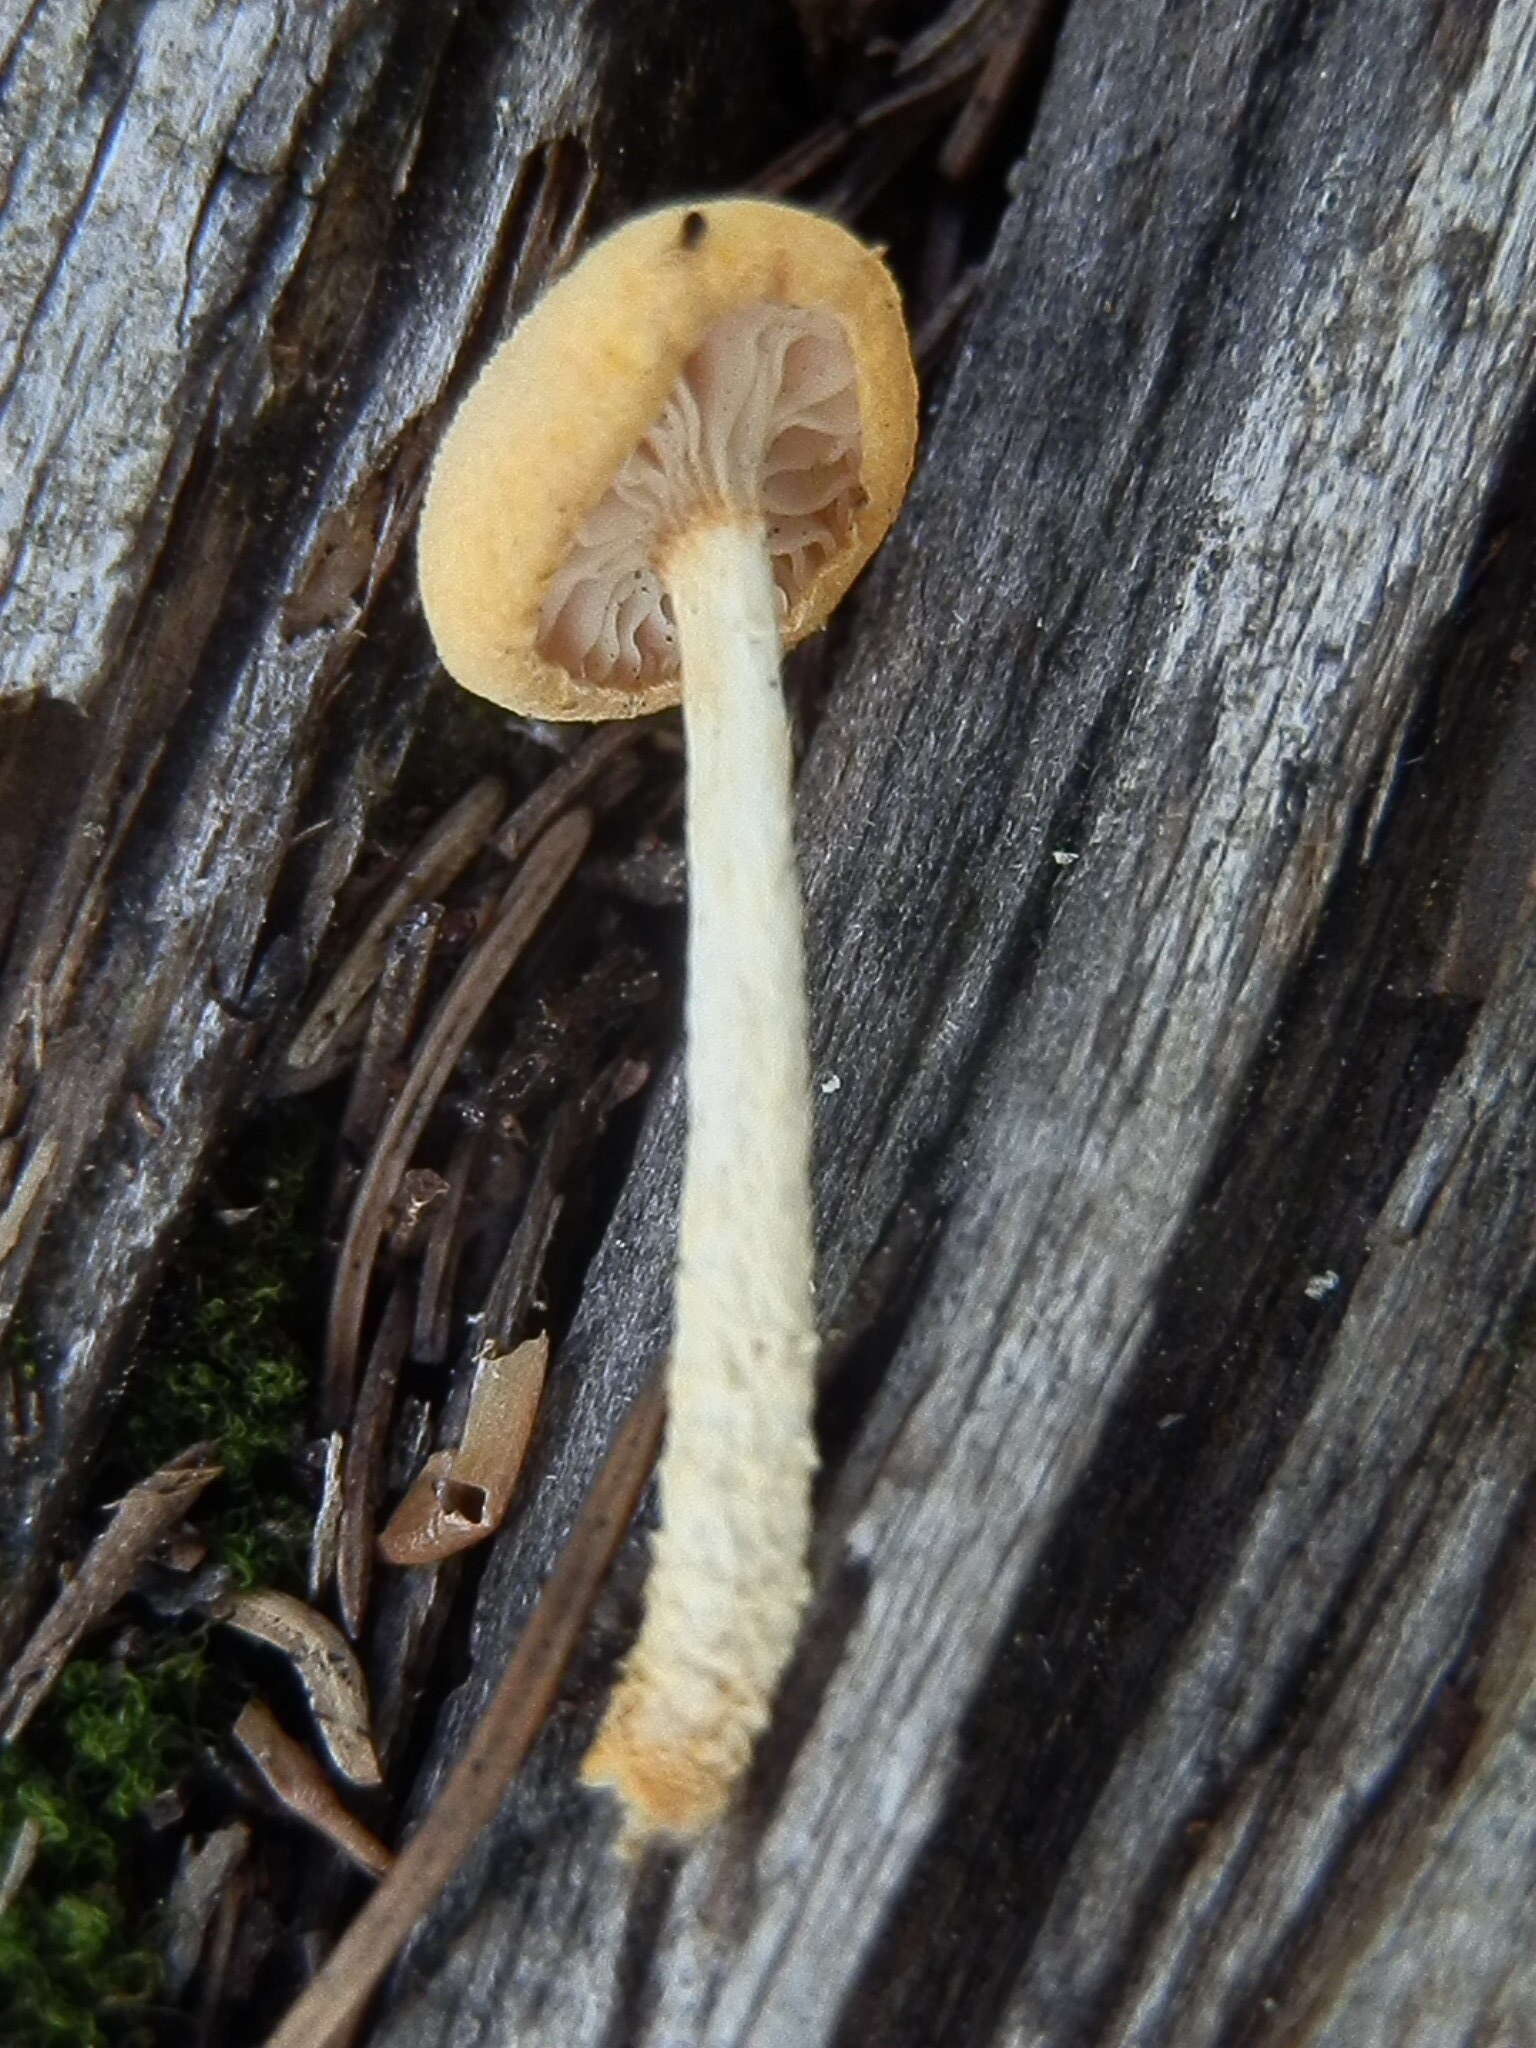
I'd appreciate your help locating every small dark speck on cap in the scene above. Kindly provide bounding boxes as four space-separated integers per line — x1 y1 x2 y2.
680 210 707 249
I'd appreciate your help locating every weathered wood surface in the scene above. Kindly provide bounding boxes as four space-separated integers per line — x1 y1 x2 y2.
0 0 799 1662
373 3 1536 2046
6 0 1536 2043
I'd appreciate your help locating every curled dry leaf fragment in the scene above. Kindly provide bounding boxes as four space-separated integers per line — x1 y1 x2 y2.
454 1332 549 1506
418 198 917 1838
220 1588 381 1786
234 1701 392 1879
377 1333 549 1565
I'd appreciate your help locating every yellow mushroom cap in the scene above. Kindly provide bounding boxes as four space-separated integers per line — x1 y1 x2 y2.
417 197 918 722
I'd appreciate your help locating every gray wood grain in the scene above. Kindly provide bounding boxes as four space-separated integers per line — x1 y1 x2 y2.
373 0 1536 2042
0 0 800 1661
999 910 1536 2048
7 0 1536 2039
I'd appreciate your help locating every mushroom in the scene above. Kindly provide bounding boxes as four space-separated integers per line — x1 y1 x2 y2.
417 197 917 1839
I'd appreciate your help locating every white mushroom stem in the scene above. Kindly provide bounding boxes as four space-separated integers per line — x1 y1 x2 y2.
582 514 817 1838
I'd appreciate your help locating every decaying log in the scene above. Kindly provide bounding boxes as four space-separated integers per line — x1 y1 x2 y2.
6 0 1536 2043
364 3 1536 2046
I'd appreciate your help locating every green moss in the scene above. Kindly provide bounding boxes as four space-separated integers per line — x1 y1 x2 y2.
216 1494 316 1592
123 1106 324 1584
128 1325 308 1492
0 1640 236 2044
51 1653 212 1823
3 1105 330 2040
0 1884 158 2047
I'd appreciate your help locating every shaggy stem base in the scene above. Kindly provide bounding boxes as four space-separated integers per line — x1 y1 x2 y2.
581 515 817 1839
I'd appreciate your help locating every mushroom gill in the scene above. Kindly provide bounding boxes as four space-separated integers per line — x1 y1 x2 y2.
538 303 863 686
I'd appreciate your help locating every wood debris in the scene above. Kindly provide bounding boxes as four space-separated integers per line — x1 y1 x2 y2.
0 1132 59 1267
322 807 593 1421
234 1701 392 1878
491 723 646 863
264 1371 665 2048
364 1538 464 1777
0 1446 222 1740
335 1285 413 1636
321 903 443 1225
306 1430 346 1602
284 776 510 1076
0 1815 41 1919
412 1125 480 1363
159 1823 251 1996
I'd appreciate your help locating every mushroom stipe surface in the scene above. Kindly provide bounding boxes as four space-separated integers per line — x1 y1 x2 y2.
418 197 917 1841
